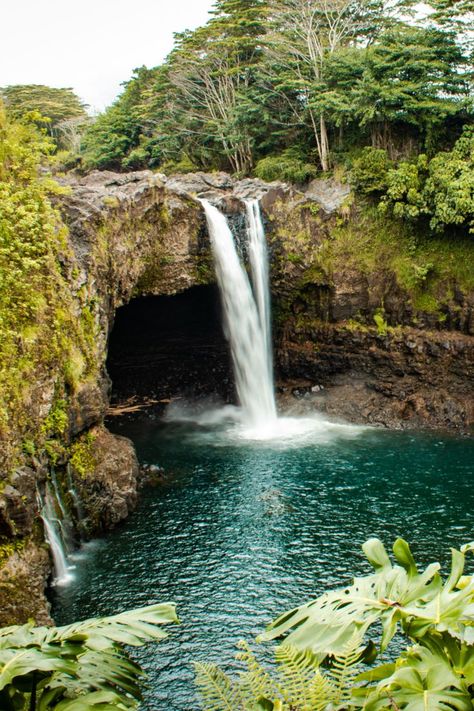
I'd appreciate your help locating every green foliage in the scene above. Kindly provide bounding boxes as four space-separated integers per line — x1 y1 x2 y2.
254 538 474 710
76 0 473 196
195 637 364 710
254 151 317 184
69 432 97 478
351 26 471 153
80 67 157 171
373 309 389 336
0 104 99 471
0 85 87 131
194 537 474 710
0 603 178 710
351 147 392 194
160 155 199 175
382 130 474 234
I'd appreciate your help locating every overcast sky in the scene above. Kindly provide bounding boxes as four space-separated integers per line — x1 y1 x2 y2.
1 0 216 113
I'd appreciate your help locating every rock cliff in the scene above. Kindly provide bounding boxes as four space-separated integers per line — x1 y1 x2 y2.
0 168 472 625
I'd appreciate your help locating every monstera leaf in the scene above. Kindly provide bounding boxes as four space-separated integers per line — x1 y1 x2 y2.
0 603 178 711
258 539 474 658
357 646 472 711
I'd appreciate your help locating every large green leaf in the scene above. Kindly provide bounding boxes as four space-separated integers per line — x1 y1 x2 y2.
360 646 472 711
258 539 474 657
0 603 178 711
0 648 76 692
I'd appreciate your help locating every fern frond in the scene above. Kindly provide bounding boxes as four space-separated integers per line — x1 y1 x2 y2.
194 661 246 711
326 634 365 705
236 640 284 706
275 644 330 710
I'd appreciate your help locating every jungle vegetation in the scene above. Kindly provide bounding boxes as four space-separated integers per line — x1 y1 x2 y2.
3 538 474 710
2 0 473 236
70 0 472 237
195 537 474 711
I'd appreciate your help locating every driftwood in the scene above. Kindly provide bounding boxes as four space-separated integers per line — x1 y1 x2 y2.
107 397 182 416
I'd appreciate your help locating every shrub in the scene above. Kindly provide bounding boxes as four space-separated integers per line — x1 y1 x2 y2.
254 151 317 184
0 603 178 710
351 147 392 195
380 129 474 234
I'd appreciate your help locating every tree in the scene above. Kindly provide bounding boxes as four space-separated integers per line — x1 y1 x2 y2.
0 85 87 134
80 67 158 170
264 0 406 171
163 0 268 173
351 26 472 155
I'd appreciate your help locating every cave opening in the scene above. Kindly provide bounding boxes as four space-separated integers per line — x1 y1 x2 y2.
106 285 234 412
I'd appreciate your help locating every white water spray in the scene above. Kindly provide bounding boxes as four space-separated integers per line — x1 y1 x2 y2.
201 200 277 427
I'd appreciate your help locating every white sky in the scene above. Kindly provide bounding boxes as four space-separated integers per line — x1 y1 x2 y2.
1 0 216 113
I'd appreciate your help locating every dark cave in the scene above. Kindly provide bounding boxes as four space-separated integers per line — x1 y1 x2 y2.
106 285 234 409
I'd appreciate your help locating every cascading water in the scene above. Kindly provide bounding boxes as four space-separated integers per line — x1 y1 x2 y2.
200 200 277 428
246 199 273 385
189 199 355 442
38 485 74 585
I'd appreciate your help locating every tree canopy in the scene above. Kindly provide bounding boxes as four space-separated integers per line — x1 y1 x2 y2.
76 0 473 236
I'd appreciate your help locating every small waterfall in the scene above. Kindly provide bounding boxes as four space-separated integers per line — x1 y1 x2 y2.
38 485 74 585
50 469 75 553
66 463 86 536
201 200 277 427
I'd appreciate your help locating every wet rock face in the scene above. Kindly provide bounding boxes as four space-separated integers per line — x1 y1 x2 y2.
71 426 139 535
277 322 474 431
0 544 52 627
1 168 473 624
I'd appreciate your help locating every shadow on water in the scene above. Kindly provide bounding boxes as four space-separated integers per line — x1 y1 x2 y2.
51 414 474 710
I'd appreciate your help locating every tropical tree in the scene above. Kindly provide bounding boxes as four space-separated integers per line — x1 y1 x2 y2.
80 66 159 170
164 0 267 173
0 603 177 710
0 85 87 135
351 26 472 155
264 0 409 171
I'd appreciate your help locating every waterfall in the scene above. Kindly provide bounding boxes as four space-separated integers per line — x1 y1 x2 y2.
246 200 273 381
67 463 86 536
201 199 277 427
38 485 74 585
50 469 75 552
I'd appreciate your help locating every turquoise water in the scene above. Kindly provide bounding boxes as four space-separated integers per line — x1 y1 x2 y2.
51 415 474 710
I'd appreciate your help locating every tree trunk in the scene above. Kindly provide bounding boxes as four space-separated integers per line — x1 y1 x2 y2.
319 115 330 172
309 109 330 172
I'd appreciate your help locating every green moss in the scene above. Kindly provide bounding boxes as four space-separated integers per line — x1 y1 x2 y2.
69 432 97 478
41 398 69 443
320 204 474 313
102 195 120 209
0 537 27 569
373 309 390 336
412 292 441 314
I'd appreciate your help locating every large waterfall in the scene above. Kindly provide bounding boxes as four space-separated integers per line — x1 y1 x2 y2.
201 199 277 427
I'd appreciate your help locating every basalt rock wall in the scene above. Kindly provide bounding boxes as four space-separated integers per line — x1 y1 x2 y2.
0 168 472 625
